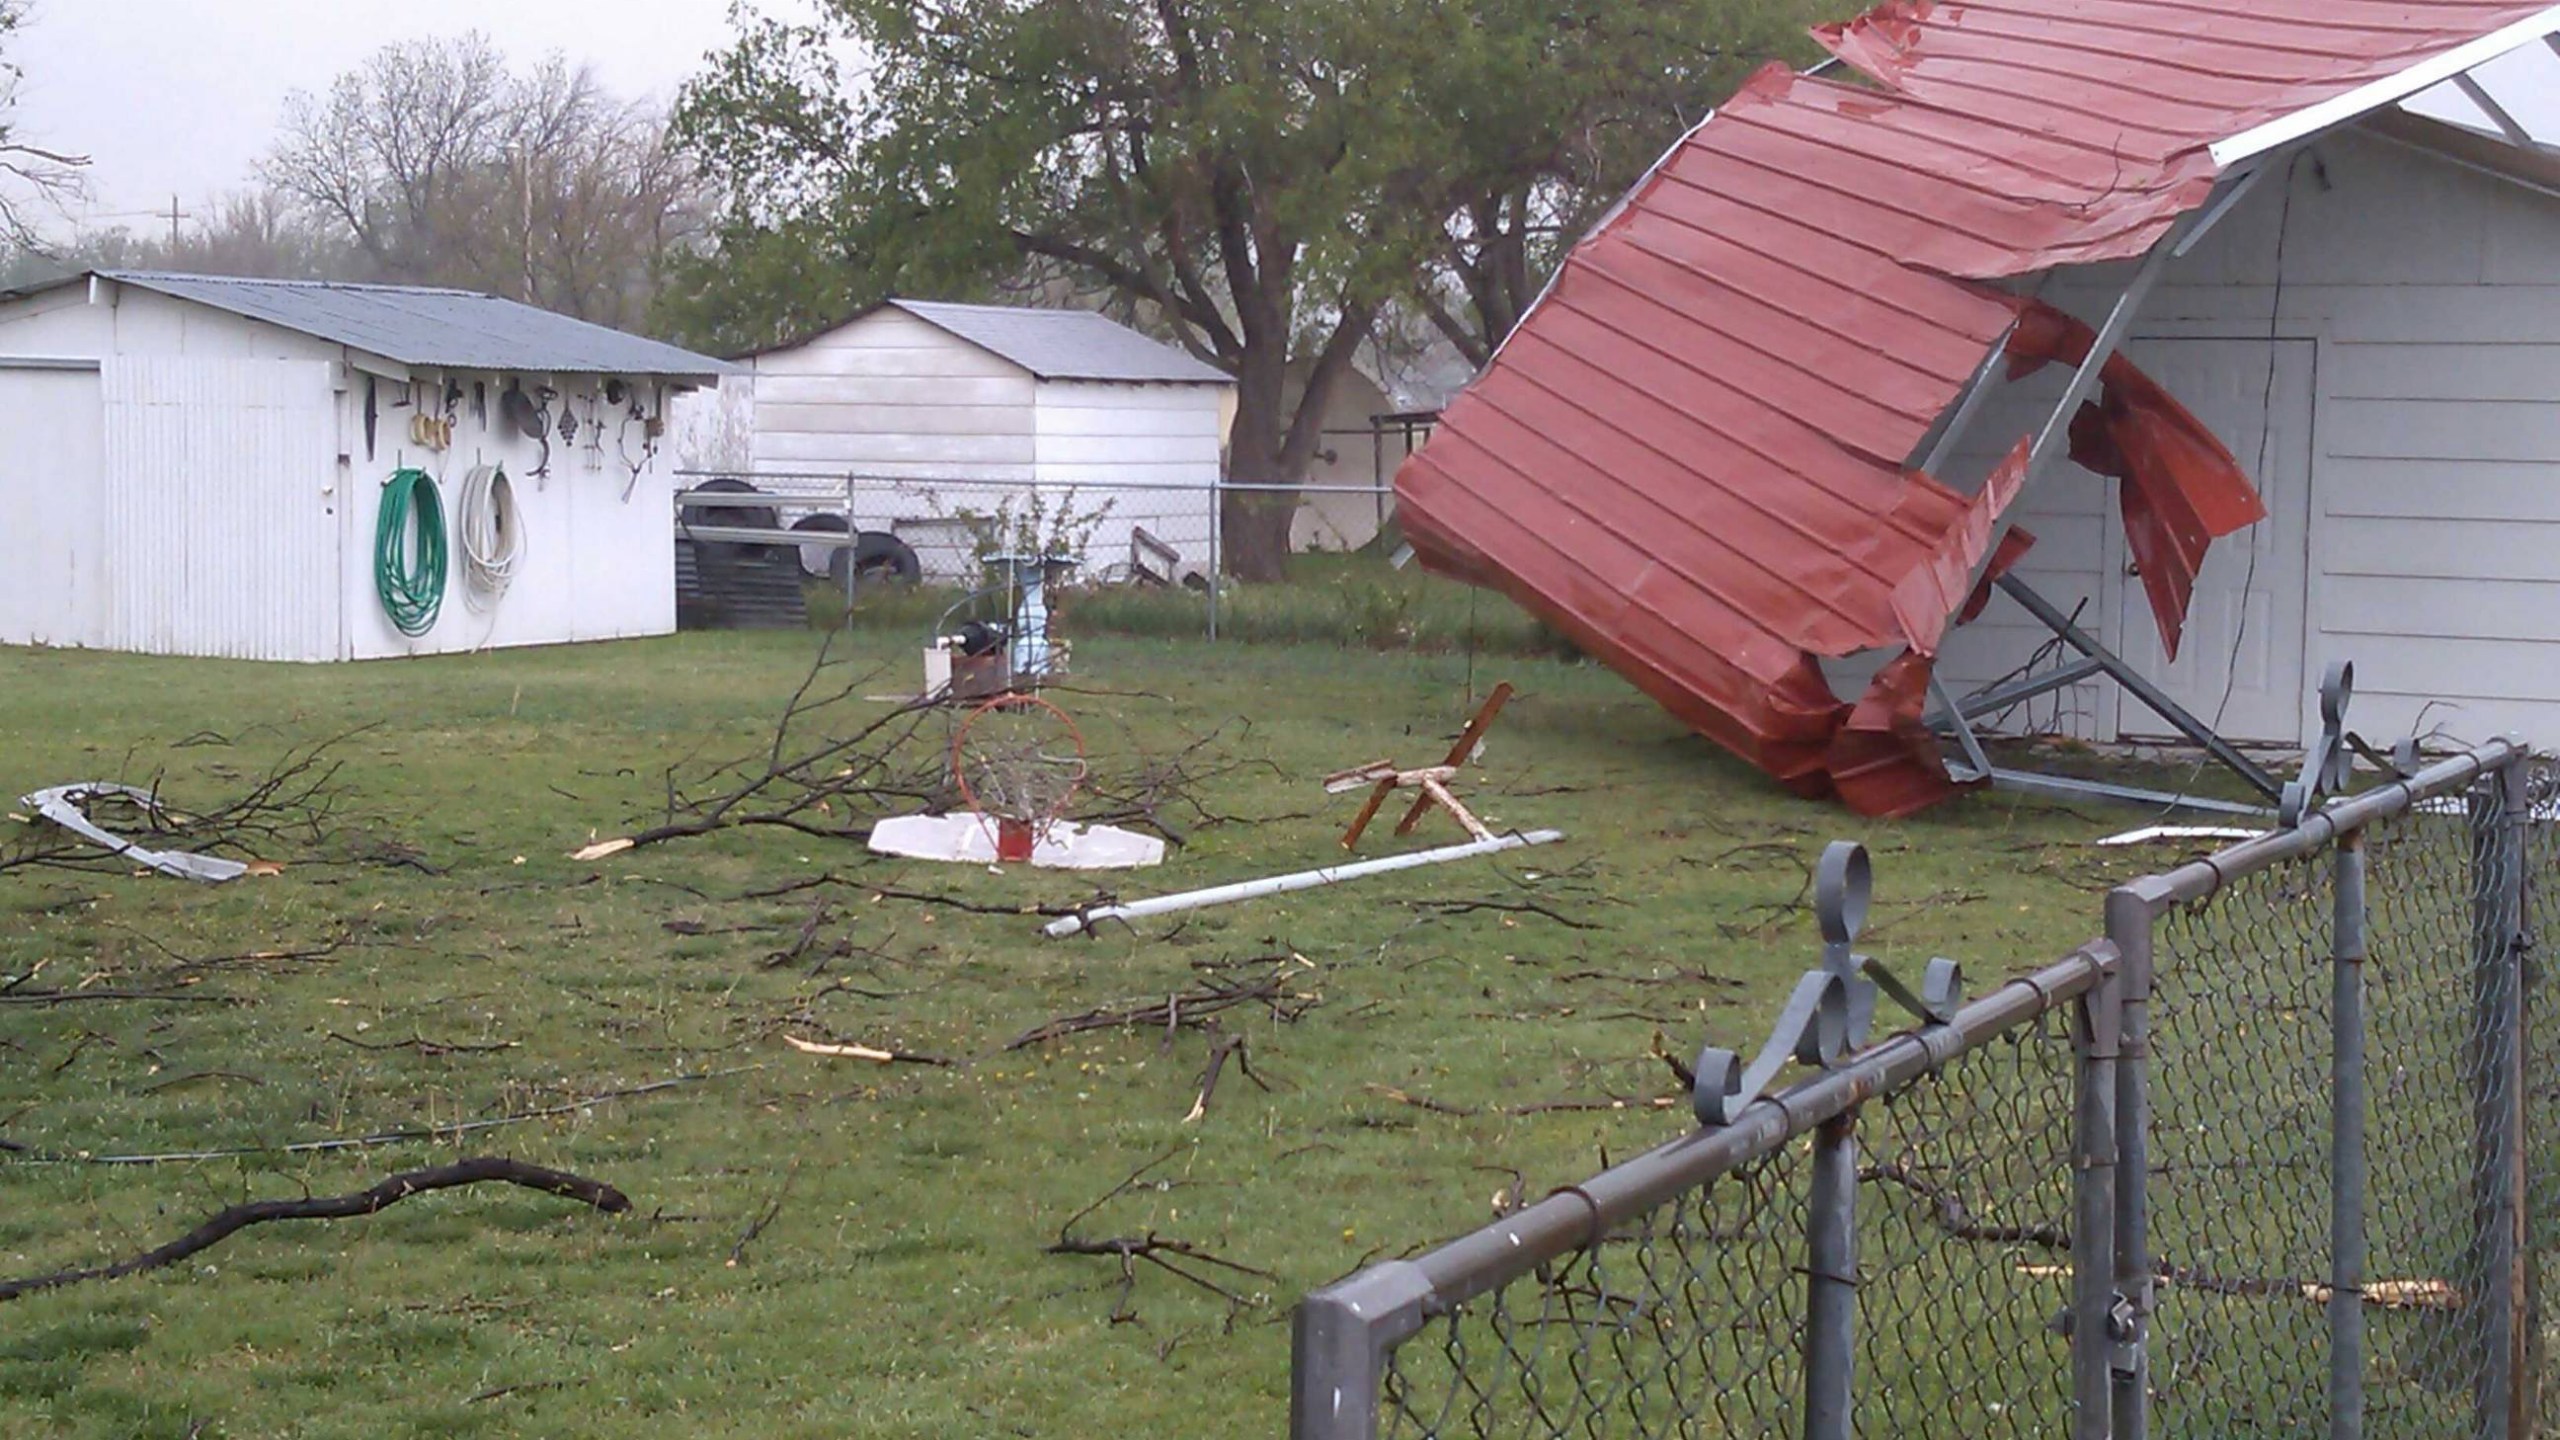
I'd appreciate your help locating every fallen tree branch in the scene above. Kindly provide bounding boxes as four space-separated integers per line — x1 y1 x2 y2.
1006 961 1312 1051
728 1158 802 1268
1047 1148 1270 1325
0 1157 630 1302
782 1034 953 1067
1863 1160 2069 1250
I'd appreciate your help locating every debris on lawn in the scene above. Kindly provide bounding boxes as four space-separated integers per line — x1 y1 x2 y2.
868 812 1165 869
1329 682 1514 850
8 733 352 880
1045 1148 1273 1327
1043 829 1564 938
781 1033 952 1067
2093 824 2262 848
0 1157 630 1303
19 783 253 882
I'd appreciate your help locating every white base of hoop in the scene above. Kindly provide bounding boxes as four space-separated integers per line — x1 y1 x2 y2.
868 812 1166 870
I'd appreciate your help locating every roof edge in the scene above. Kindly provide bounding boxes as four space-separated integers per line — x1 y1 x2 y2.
2211 4 2560 167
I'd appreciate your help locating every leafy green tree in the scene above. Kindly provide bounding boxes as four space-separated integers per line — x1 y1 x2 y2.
675 0 1819 579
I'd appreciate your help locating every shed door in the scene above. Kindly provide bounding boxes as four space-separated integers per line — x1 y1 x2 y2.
0 366 106 646
2111 338 2316 746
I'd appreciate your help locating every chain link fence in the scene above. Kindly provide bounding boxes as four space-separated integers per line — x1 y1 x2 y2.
1293 739 2550 1440
670 470 1400 635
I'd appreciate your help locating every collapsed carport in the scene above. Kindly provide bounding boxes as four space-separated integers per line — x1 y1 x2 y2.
1398 0 2560 817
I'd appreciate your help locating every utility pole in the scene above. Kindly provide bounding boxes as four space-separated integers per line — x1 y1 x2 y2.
163 194 190 251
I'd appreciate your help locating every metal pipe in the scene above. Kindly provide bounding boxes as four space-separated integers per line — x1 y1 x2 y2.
2331 830 2369 1440
2144 740 2522 908
2108 884 2161 1440
1290 1260 1436 1440
2073 967 2124 1440
1805 1113 1858 1440
2470 759 2531 1440
1995 574 2283 799
1924 655 2109 728
1042 830 1566 938
1207 475 1223 642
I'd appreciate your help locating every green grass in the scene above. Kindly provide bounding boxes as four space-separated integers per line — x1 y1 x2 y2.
0 626 2161 1439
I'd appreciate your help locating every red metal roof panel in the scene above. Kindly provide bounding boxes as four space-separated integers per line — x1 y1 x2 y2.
1400 0 2552 816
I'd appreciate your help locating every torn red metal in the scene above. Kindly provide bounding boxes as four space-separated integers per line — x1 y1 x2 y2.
1398 0 2549 817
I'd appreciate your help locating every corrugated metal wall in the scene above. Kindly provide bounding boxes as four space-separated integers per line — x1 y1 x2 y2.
101 357 342 661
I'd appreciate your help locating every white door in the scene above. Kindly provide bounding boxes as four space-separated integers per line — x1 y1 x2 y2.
0 366 107 647
2111 338 2315 746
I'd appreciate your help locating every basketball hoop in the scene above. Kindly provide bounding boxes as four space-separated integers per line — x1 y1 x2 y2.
950 694 1088 862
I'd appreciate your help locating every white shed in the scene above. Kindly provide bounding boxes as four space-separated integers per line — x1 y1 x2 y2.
694 299 1232 584
0 270 730 662
1932 108 2560 752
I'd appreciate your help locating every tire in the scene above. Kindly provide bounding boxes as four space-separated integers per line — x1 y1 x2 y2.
789 513 851 579
681 478 782 565
853 531 922 585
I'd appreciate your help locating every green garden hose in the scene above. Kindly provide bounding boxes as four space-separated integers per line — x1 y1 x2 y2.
375 468 449 637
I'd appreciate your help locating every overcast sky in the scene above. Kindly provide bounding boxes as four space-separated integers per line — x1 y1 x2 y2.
10 1 2558 241
8 0 779 234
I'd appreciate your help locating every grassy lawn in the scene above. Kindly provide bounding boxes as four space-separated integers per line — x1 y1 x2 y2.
0 626 2161 1439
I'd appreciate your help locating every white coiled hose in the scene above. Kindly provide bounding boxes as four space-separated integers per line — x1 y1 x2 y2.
456 463 525 611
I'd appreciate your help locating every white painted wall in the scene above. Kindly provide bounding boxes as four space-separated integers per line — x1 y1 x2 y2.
1034 380 1223 582
0 364 106 648
746 308 1038 477
1938 125 2560 750
1292 367 1399 554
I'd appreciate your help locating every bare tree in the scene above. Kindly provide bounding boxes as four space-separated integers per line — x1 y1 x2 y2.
0 0 86 246
265 33 710 328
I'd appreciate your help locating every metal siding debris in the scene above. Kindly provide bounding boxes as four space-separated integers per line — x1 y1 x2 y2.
1400 0 2553 817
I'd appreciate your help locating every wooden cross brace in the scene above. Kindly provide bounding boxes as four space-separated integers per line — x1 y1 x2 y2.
1323 683 1514 851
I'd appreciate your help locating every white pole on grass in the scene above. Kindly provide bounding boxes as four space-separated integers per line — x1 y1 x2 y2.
1042 829 1565 938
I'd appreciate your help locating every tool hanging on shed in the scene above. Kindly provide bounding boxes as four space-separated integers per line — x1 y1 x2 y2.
375 468 449 637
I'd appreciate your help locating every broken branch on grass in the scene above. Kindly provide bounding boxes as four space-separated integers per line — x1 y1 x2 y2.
1862 1160 2069 1250
1394 897 1604 931
728 1159 802 1268
782 1034 953 1067
1360 1083 1680 1118
3 727 365 879
1182 1026 1268 1124
325 1032 519 1057
1004 961 1315 1051
0 1157 630 1303
1048 1148 1271 1325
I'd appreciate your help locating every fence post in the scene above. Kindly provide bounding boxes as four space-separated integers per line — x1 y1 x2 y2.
1206 476 1222 642
2470 759 2531 1440
1805 1111 1857 1440
1290 1260 1435 1440
2073 961 2124 1440
855 468 875 607
2331 827 2369 1440
2108 882 2168 1440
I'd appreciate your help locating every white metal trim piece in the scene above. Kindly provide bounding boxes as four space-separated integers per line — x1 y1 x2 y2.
2211 5 2560 167
1042 830 1566 937
2452 72 2542 149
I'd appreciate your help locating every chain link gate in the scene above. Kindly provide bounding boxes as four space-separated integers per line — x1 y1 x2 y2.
1291 737 2546 1440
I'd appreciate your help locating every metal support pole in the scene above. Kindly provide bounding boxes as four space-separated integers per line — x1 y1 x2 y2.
1290 1260 1435 1440
2470 760 2531 1440
2073 964 2125 1440
1805 1111 1858 1440
1996 574 2284 800
1207 475 1223 642
2331 829 2369 1440
855 468 875 607
2109 882 2168 1440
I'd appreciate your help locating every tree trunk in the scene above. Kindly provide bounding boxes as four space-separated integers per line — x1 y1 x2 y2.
1223 349 1299 583
1221 487 1296 584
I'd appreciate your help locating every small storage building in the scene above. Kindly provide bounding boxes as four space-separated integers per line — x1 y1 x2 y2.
702 299 1232 584
0 270 731 661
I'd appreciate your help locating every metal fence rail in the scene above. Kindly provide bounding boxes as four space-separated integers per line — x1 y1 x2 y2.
1292 737 2542 1440
669 470 1400 637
